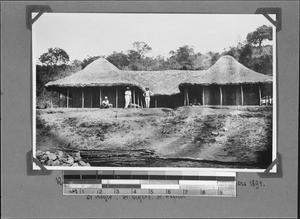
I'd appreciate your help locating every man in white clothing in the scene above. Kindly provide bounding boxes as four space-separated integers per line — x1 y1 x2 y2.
124 87 132 108
143 87 152 108
102 96 113 108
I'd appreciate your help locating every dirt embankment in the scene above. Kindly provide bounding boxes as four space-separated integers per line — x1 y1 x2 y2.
36 106 273 169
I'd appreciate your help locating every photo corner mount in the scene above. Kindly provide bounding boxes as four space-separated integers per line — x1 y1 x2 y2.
26 5 52 30
257 152 282 178
255 7 282 32
27 150 52 175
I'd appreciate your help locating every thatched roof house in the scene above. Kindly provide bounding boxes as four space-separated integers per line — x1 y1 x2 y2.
45 58 144 108
179 55 273 106
45 55 273 108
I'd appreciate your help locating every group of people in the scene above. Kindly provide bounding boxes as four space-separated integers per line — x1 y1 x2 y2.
101 87 153 109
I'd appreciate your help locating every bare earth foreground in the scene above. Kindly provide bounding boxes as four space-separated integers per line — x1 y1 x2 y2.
36 106 272 169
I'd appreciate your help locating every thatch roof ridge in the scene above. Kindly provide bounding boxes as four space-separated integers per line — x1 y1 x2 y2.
179 55 273 86
123 69 205 96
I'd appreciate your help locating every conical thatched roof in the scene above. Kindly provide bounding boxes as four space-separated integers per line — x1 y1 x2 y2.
179 55 273 86
45 58 142 89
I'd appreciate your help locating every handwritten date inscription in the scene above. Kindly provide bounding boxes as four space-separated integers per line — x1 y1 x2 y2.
237 180 265 189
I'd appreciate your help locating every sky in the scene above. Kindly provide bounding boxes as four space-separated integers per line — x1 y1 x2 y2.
33 13 274 62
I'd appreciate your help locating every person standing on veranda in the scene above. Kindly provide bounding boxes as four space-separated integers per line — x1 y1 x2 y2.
124 87 132 108
143 87 153 108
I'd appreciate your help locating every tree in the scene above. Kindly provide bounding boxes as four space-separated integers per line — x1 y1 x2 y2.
72 59 82 67
166 56 182 70
106 52 129 69
192 53 205 70
39 47 70 66
132 41 152 57
169 45 196 69
153 55 167 70
209 52 221 66
125 41 153 70
238 44 253 67
246 25 272 47
252 54 273 75
127 50 141 70
223 47 239 59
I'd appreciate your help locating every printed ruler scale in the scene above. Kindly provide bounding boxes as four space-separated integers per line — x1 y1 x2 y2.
63 171 236 197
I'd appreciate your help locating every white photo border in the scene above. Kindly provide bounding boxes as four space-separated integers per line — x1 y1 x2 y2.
32 13 277 173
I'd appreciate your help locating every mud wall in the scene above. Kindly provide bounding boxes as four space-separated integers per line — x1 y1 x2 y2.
222 85 242 105
172 93 184 108
234 86 242 105
67 84 265 108
83 87 93 108
243 84 260 105
261 83 273 98
149 93 183 108
204 85 221 105
67 86 144 108
130 87 144 107
69 87 116 108
91 87 100 107
150 96 169 108
187 85 203 105
70 88 82 108
183 84 266 106
135 89 145 107
117 87 126 108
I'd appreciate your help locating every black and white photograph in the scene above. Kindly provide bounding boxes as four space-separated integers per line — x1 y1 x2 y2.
32 13 276 171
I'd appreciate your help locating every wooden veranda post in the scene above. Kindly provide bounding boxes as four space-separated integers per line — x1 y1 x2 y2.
202 87 205 105
58 92 61 107
91 89 93 108
82 89 84 108
155 99 157 108
241 85 244 105
133 89 136 105
50 91 53 108
116 87 118 108
220 86 223 106
137 92 140 107
185 88 189 106
183 89 187 106
258 85 262 105
99 88 102 107
66 89 69 108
